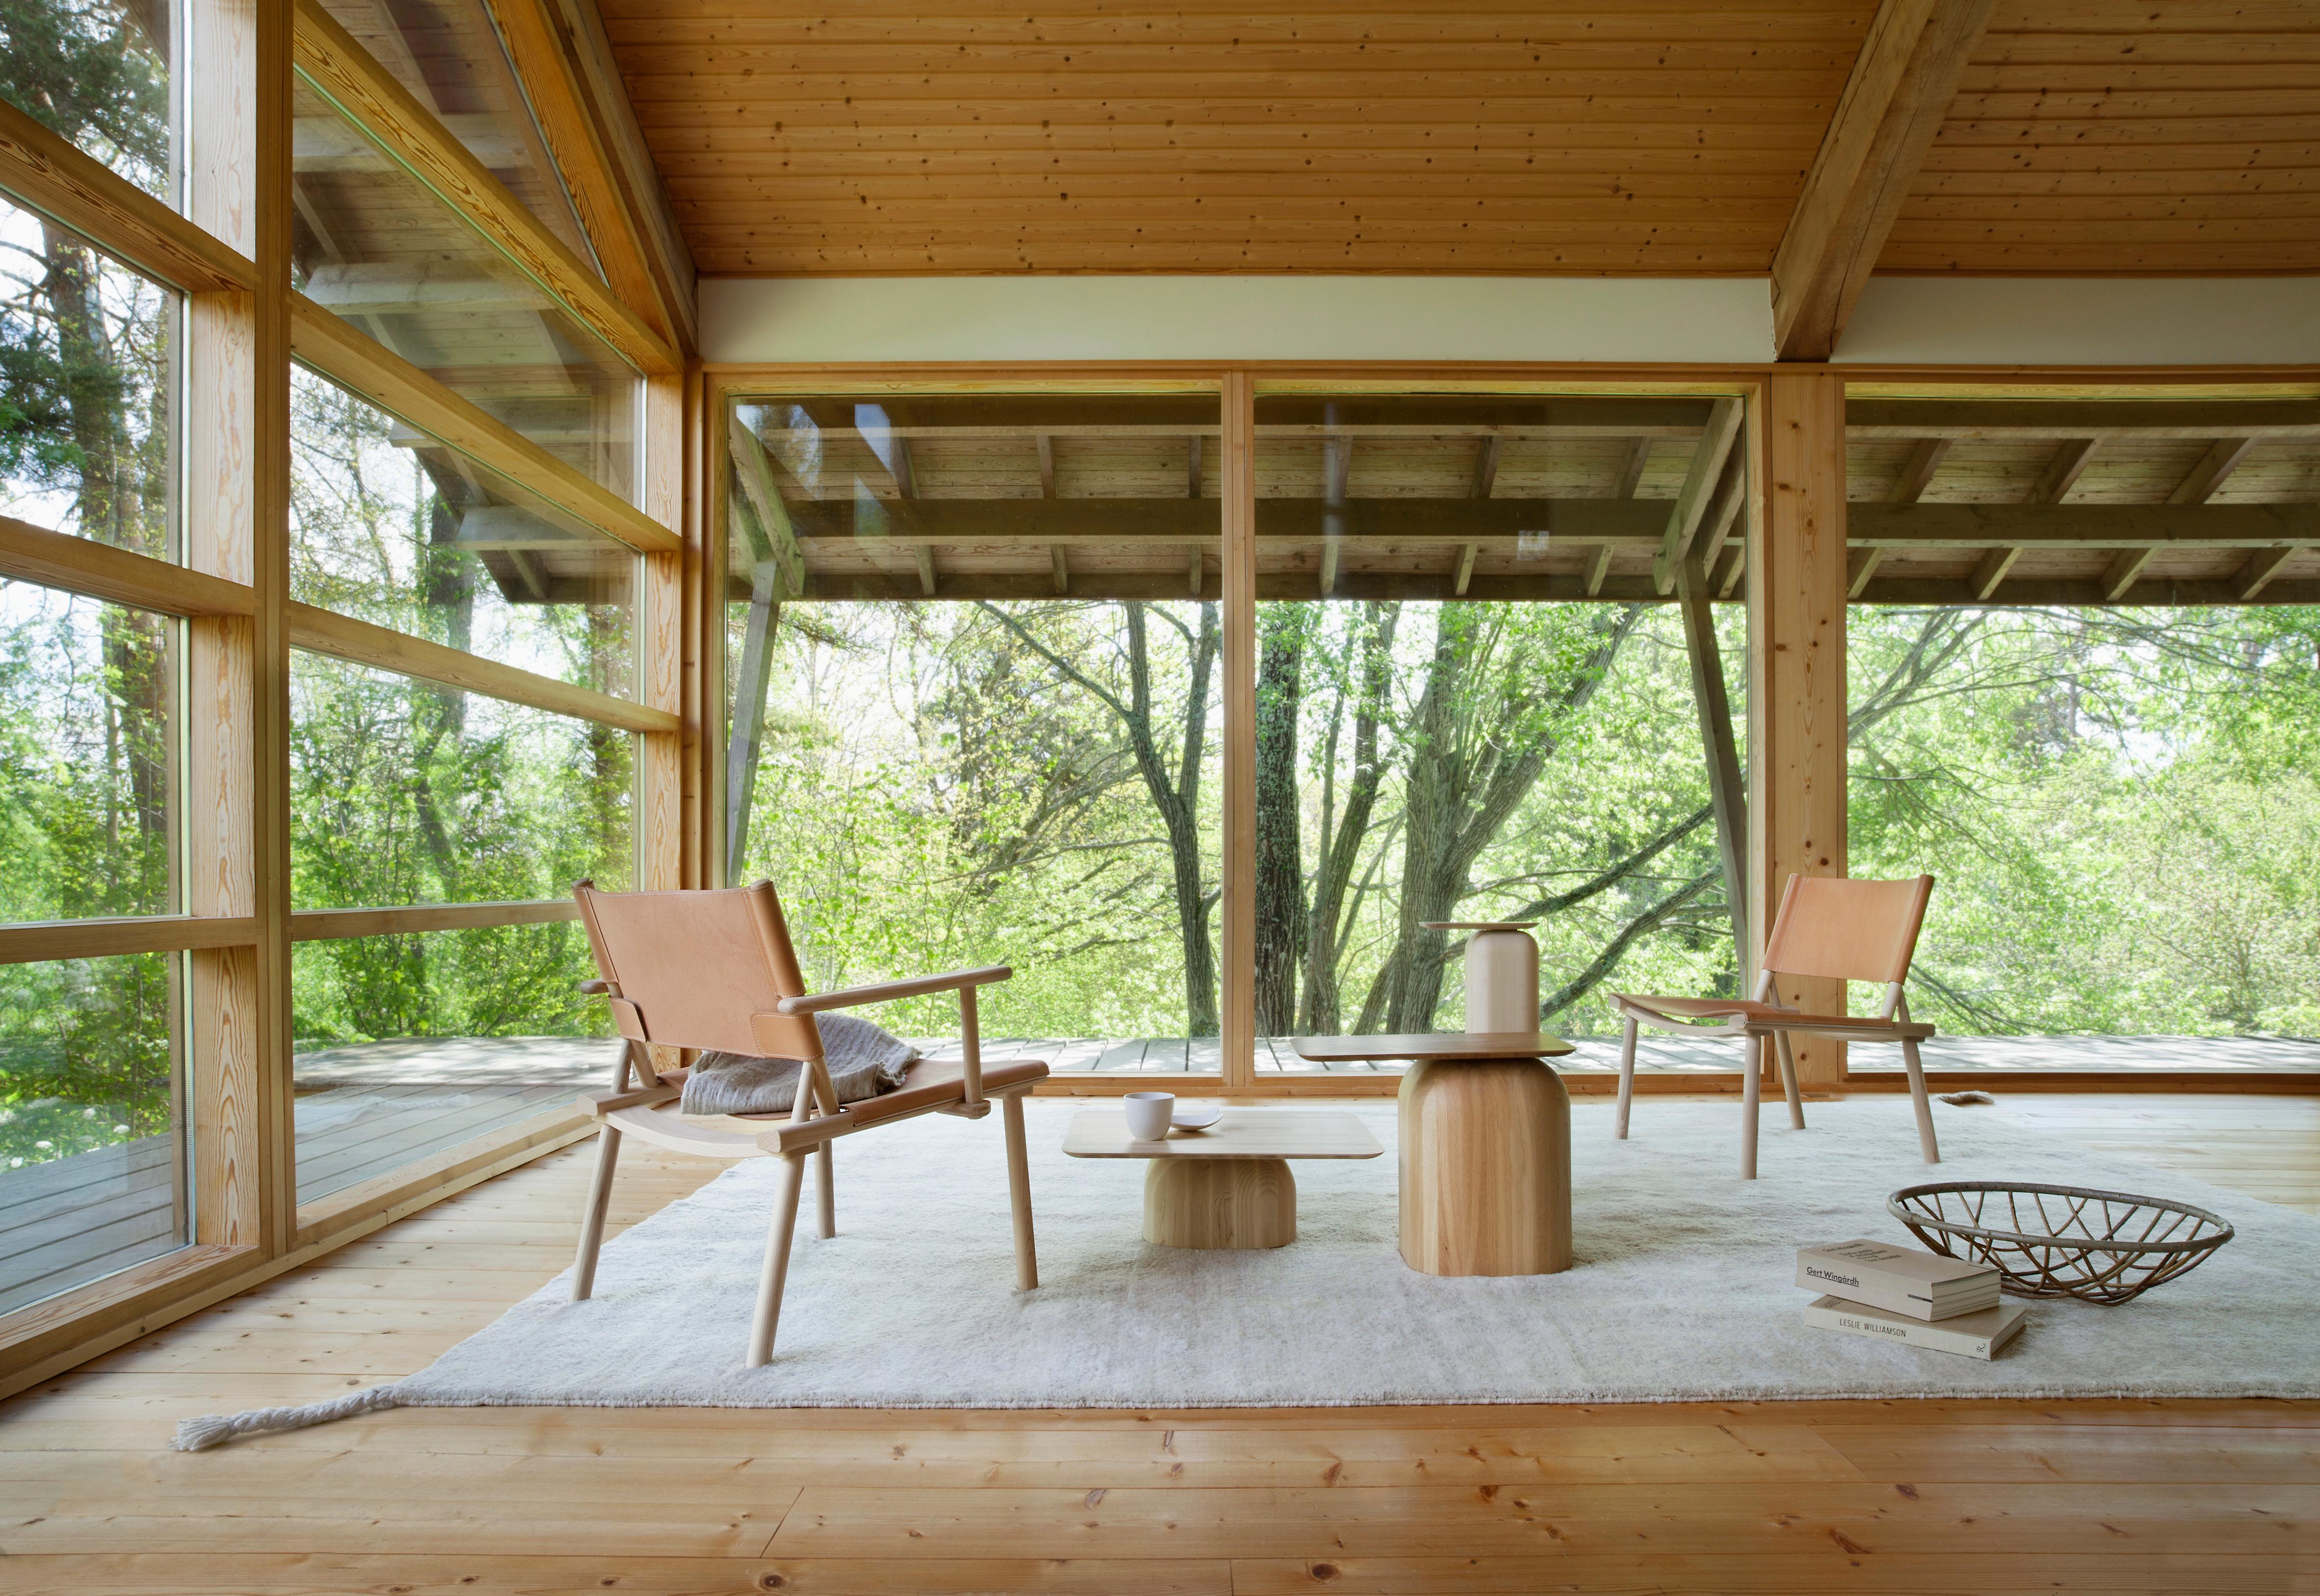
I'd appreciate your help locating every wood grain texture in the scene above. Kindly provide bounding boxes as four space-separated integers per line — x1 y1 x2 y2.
0 515 254 617
1770 0 1996 358
484 0 695 353
1221 374 1258 1093
0 96 257 293
1749 374 1849 1087
1396 1058 1572 1277
1142 1157 1297 1248
1892 0 2320 273
0 1092 2311 1588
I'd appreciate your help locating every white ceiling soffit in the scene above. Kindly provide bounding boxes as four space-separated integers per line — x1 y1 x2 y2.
701 274 2320 368
700 275 1777 365
1835 277 2320 367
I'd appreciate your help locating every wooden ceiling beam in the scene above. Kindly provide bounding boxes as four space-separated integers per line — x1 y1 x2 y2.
486 0 699 355
2028 439 2099 504
1848 400 2320 441
774 498 2320 552
789 498 1642 547
1967 546 2020 602
1850 502 2320 550
1653 396 1744 593
1769 0 1996 360
2168 437 2261 504
2235 547 2296 602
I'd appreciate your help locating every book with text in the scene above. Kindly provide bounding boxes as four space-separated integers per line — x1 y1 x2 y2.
1804 1294 2029 1360
1796 1238 1999 1321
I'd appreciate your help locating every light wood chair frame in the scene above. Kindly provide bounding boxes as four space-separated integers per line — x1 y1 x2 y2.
568 880 1043 1367
1610 874 1942 1179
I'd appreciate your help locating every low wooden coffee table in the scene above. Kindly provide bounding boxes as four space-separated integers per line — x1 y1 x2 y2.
1293 1033 1575 1278
1063 1109 1383 1249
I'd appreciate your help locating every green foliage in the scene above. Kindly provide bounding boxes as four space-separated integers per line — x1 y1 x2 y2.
0 0 171 198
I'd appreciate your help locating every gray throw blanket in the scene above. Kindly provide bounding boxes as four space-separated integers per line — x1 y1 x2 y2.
679 1012 918 1117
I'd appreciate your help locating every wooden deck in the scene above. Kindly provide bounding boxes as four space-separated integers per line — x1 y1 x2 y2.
4 1028 2312 1321
0 1092 2311 1593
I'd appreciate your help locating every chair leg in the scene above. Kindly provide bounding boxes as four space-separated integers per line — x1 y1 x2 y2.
1615 1015 1638 1140
1001 1092 1039 1291
1740 1034 1762 1180
1902 1037 1941 1164
570 1124 622 1302
1773 1031 1806 1130
747 1153 809 1369
814 1140 836 1240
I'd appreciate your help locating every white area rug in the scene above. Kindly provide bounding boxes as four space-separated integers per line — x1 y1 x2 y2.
168 1098 2315 1453
331 1096 2316 1412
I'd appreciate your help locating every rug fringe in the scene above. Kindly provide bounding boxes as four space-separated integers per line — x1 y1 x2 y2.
172 1383 405 1451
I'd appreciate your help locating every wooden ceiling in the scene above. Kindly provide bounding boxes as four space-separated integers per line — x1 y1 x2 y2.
600 0 2319 280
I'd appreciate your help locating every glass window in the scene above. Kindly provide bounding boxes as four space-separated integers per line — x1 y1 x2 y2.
291 363 635 696
307 0 597 267
290 652 634 910
0 584 177 924
0 951 187 1315
1250 392 1745 1076
290 79 638 502
724 394 1224 1069
292 923 617 1206
0 0 175 203
0 195 177 559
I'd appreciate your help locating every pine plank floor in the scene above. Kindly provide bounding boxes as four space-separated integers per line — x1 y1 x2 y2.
0 1093 2313 1596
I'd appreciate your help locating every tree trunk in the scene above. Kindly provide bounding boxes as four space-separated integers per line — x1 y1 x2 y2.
1375 605 1644 1033
1253 604 1309 1035
1299 602 1399 1033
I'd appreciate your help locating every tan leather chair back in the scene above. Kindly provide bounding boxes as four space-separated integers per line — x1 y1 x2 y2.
1760 874 1934 987
572 879 826 1061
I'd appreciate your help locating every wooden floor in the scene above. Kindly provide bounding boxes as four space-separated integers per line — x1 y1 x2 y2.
0 1093 2313 1595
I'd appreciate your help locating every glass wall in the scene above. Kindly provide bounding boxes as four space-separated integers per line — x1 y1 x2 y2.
289 77 639 501
1845 400 2320 1078
292 923 616 1205
0 197 177 558
724 394 1224 1067
291 363 636 695
0 586 177 924
0 951 186 1314
309 0 597 264
0 0 176 202
1248 393 1744 1075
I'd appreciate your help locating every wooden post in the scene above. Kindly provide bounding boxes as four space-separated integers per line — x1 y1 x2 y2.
1747 373 1849 1087
1679 549 1747 975
641 375 686 893
1220 373 1257 1094
186 0 292 1250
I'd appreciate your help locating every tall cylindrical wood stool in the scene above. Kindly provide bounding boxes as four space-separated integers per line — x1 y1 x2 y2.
1398 1057 1572 1277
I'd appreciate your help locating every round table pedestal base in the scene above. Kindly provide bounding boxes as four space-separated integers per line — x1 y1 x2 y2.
1143 1158 1297 1249
1399 1059 1572 1277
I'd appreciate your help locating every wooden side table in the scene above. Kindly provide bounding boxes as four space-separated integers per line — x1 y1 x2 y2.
1292 1033 1575 1278
1061 1109 1383 1249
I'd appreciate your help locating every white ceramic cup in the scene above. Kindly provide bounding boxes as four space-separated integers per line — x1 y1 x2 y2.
1123 1091 1176 1141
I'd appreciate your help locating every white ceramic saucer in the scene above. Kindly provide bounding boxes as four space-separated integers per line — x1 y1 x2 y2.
1171 1104 1224 1131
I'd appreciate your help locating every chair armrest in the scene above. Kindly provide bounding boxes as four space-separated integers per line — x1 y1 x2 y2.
776 965 1012 1015
579 979 611 994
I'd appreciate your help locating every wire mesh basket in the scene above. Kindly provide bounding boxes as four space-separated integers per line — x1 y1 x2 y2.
1886 1182 2235 1305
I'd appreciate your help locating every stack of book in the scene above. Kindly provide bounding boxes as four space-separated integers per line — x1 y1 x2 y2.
1796 1238 2027 1360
